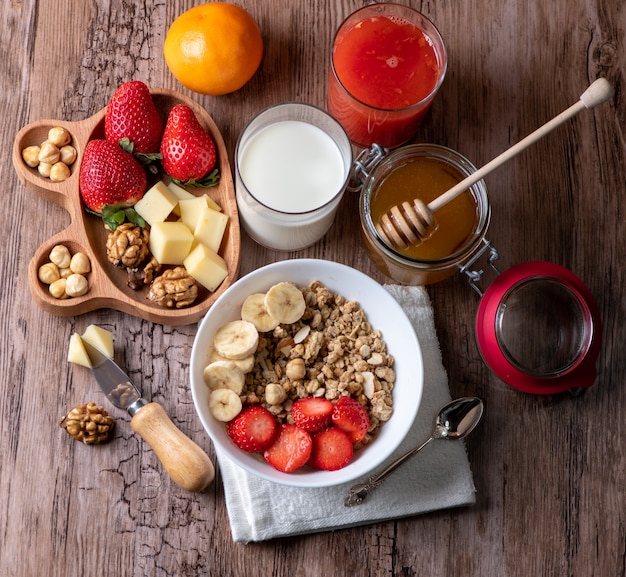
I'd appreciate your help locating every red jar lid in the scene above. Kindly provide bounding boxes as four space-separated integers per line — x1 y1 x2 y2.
475 261 601 394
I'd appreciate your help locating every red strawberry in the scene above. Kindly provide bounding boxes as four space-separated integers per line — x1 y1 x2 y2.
105 80 163 153
331 396 370 444
227 406 278 453
263 424 312 473
160 104 218 186
308 427 354 471
79 139 147 214
291 397 334 435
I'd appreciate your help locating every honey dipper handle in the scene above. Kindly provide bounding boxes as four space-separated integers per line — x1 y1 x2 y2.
428 78 614 213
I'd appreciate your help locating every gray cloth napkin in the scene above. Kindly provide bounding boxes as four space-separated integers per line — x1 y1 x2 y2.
216 285 476 543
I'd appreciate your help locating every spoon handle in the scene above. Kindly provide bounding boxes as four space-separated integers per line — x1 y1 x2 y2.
344 436 433 506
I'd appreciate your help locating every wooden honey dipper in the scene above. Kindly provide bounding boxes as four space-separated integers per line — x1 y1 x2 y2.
376 78 615 250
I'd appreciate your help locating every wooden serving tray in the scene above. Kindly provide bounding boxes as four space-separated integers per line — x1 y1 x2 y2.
12 88 241 326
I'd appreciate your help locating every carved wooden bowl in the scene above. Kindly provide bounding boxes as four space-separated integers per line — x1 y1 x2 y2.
12 88 240 326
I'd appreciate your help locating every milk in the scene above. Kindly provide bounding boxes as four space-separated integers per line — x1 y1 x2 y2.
235 115 350 251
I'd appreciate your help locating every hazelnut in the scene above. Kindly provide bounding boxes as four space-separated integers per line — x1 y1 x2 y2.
69 252 91 275
286 358 306 381
59 267 73 279
38 262 60 284
47 126 72 147
49 244 71 269
21 145 41 168
59 145 77 165
38 141 61 165
265 383 287 405
49 278 68 299
37 162 52 178
49 162 71 183
65 274 89 297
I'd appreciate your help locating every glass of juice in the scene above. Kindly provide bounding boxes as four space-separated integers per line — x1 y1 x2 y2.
235 103 352 251
328 3 447 149
359 144 491 285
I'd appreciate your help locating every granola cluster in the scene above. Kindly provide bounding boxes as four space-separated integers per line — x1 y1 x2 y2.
239 281 395 446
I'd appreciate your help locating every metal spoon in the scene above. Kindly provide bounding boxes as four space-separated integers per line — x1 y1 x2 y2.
344 397 484 507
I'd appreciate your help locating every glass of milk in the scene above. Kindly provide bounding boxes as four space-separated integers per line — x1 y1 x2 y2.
235 103 352 251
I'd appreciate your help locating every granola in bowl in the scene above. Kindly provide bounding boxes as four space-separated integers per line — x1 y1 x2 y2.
190 259 423 488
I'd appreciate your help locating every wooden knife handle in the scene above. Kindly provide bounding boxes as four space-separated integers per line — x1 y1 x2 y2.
130 402 215 492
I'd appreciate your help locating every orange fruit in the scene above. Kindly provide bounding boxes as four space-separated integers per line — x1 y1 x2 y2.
164 2 263 96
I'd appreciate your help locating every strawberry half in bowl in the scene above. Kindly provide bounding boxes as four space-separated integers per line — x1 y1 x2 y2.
190 259 424 488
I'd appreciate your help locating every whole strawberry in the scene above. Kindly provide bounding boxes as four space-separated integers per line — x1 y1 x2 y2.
160 104 219 187
79 139 147 219
105 80 163 154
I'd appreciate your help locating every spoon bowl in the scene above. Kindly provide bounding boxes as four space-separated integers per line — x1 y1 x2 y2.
344 396 484 506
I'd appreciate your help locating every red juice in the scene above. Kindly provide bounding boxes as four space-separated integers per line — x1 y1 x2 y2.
328 5 446 148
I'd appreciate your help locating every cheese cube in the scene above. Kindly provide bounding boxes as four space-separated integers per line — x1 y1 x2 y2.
81 324 114 358
194 205 229 253
183 243 228 292
134 181 178 225
179 195 223 231
178 197 208 232
167 181 196 202
149 221 194 265
167 182 196 216
67 333 92 368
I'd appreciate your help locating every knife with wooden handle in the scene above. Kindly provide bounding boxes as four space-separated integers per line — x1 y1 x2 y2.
83 340 215 492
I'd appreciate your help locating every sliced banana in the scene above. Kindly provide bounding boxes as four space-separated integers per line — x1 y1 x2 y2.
264 282 306 324
203 360 245 394
241 293 280 332
208 388 242 422
209 348 255 374
213 320 259 360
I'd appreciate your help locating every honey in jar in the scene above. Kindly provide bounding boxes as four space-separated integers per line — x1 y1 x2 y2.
359 144 491 285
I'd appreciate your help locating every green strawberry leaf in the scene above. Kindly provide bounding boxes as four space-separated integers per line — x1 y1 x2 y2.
172 168 220 189
99 204 146 231
118 137 162 167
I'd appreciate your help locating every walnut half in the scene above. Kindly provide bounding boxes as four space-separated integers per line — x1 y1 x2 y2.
147 266 199 309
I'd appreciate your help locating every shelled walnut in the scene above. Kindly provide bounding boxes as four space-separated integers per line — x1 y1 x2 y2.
127 256 161 290
59 402 114 445
147 266 199 308
106 222 150 268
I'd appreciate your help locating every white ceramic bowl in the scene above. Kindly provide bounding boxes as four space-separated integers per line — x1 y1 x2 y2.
190 259 424 487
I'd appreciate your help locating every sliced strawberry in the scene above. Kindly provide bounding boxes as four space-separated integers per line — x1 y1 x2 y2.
263 424 312 473
160 104 218 186
227 405 278 453
291 397 334 434
331 396 370 444
79 139 147 215
105 80 163 154
308 427 354 471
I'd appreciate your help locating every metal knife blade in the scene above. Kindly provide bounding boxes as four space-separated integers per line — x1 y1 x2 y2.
82 338 215 492
83 339 145 415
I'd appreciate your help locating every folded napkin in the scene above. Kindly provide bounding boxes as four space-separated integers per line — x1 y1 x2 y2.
216 285 476 543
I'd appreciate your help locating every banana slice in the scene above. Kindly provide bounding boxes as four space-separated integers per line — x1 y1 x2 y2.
264 282 306 324
241 293 280 332
202 360 245 394
208 388 242 422
209 348 255 374
213 320 259 360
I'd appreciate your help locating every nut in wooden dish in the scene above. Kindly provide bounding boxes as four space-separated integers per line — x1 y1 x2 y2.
13 88 241 325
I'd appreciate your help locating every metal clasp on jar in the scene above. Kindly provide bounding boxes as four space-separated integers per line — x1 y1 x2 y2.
457 238 501 296
348 144 388 192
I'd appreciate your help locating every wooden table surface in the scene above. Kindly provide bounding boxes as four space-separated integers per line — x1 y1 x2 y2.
1 0 624 575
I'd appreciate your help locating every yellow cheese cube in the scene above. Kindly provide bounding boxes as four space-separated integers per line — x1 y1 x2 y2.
167 182 196 216
194 205 229 253
183 243 229 292
134 181 178 225
167 181 196 202
202 194 222 213
149 221 194 265
81 324 114 358
178 197 208 232
67 333 92 368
